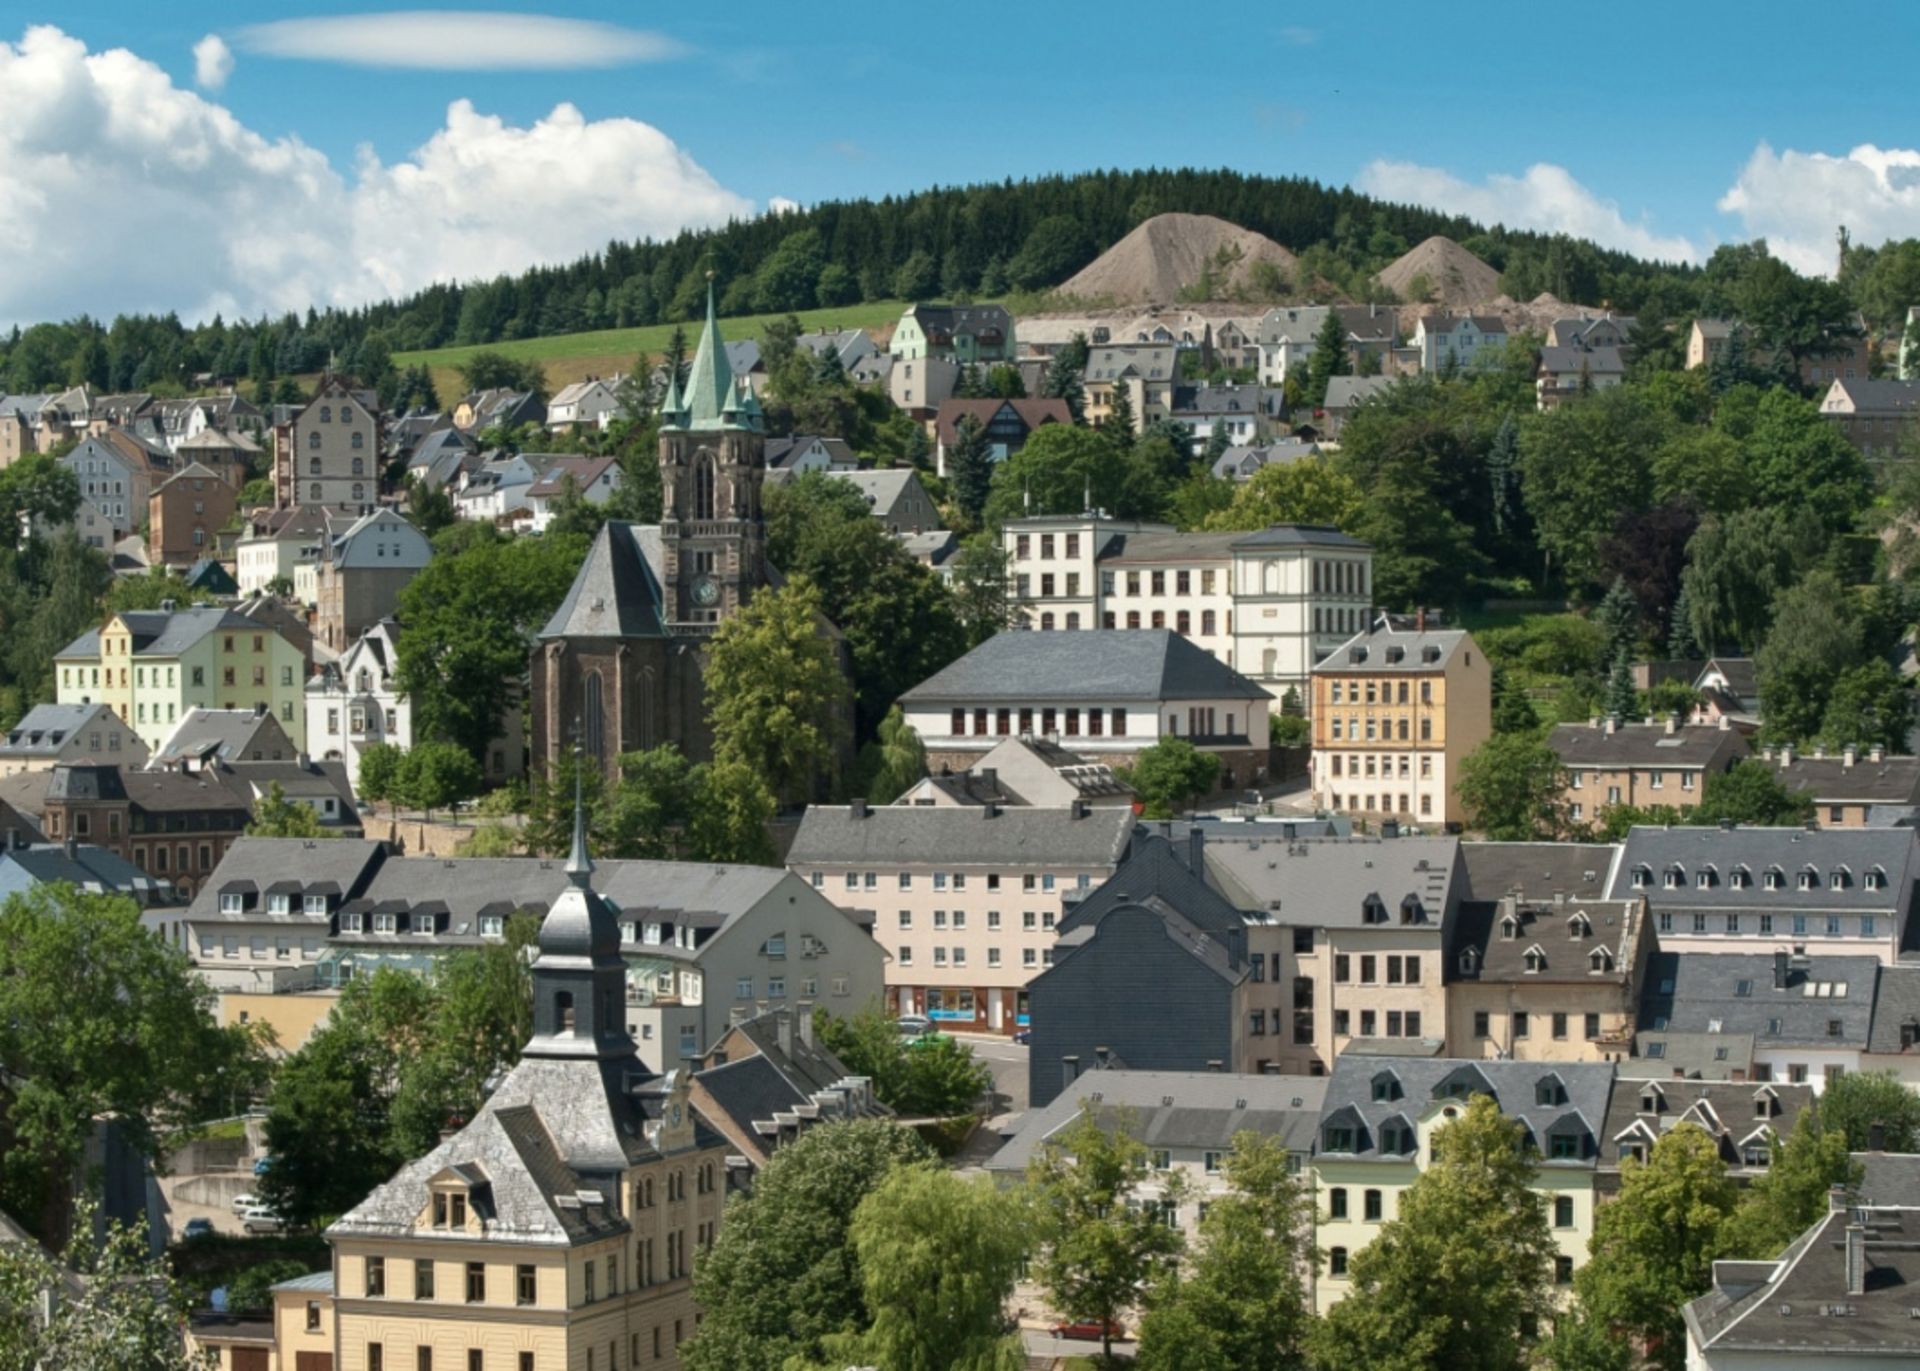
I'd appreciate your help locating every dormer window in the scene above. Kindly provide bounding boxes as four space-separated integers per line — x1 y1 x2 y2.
1696 867 1715 889
1630 864 1651 889
1567 911 1592 939
1458 947 1479 976
1830 868 1850 891
220 893 244 914
1524 946 1547 974
1797 867 1817 892
303 895 328 915
412 913 435 935
1501 915 1520 941
1588 947 1614 973
1324 1125 1356 1152
1401 895 1425 925
1371 1071 1403 1102
480 915 503 938
268 893 291 914
1640 1086 1663 1113
1866 866 1886 891
1362 895 1388 925
1731 865 1751 890
1663 865 1684 890
1535 1074 1568 1107
1764 867 1783 891
431 1191 468 1228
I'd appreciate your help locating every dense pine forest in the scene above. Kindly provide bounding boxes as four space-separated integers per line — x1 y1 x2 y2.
0 167 1715 396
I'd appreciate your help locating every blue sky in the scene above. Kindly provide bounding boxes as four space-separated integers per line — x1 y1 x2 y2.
3 3 1918 323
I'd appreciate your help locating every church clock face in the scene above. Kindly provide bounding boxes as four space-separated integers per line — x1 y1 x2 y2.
691 575 721 608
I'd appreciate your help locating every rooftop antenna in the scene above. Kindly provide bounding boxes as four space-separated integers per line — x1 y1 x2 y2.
1083 473 1092 515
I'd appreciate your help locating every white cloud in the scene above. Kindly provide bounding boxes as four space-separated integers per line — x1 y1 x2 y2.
1719 142 1920 277
0 26 754 326
766 196 800 215
1358 158 1702 264
235 11 683 70
192 33 232 90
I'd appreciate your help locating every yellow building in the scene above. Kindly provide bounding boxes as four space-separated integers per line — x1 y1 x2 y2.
1309 617 1491 829
1311 1057 1613 1313
325 808 726 1371
54 605 309 752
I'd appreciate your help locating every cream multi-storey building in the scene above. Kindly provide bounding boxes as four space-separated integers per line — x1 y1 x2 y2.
276 375 381 510
54 605 309 751
1002 515 1373 707
1309 618 1492 829
1311 1056 1613 1313
326 819 727 1371
787 801 1134 1034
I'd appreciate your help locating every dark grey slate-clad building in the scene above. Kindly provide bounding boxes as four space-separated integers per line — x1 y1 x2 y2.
1028 831 1251 1107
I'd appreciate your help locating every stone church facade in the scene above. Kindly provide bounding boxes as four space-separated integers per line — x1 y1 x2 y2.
531 284 843 781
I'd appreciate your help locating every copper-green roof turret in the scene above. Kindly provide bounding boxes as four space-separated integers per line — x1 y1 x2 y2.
656 364 685 425
671 274 763 433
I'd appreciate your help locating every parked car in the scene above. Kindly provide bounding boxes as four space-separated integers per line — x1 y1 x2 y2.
237 1204 283 1235
1053 1318 1125 1342
229 1192 260 1214
252 1156 276 1177
894 1014 931 1037
181 1218 214 1241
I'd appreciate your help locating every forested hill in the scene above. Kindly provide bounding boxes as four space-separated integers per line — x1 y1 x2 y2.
0 167 1702 396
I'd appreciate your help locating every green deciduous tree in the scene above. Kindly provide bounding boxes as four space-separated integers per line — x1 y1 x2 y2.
686 1119 934 1371
1120 737 1222 818
1719 1104 1858 1260
1202 457 1363 533
983 422 1166 527
0 1198 214 1370
1679 506 1826 655
1815 1070 1920 1153
396 526 588 764
685 759 778 865
1027 1105 1186 1364
1312 1095 1554 1371
853 706 927 805
355 742 404 815
1756 570 1865 745
706 576 850 803
946 415 995 528
0 886 253 1246
1691 759 1815 828
395 739 485 819
1136 1132 1313 1371
815 1164 1029 1371
456 351 548 402
1456 733 1571 839
813 1003 992 1117
1817 661 1912 755
1572 1124 1737 1370
1518 386 1664 590
245 781 325 838
1304 307 1351 408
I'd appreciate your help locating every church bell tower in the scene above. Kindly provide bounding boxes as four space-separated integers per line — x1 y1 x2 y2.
657 276 767 630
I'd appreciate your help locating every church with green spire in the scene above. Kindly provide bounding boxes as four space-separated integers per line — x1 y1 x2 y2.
530 281 847 780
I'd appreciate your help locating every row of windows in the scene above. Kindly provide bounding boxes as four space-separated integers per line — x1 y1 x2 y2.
310 482 368 501
1472 1009 1605 1040
1327 1008 1424 1039
1328 791 1436 817
1330 753 1434 779
897 909 1058 931
1332 953 1422 985
948 706 1128 738
1328 714 1434 744
898 945 1052 969
1630 862 1887 893
1654 910 1877 939
1331 679 1432 706
305 427 367 449
822 869 1072 894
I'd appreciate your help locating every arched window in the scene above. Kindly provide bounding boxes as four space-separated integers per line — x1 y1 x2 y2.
320 406 332 423
351 431 364 450
309 457 321 475
308 429 320 449
556 991 575 1033
583 670 605 761
693 454 716 520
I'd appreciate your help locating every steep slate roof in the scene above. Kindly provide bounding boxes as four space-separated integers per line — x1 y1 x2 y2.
932 398 1070 446
1852 1152 1920 1205
1316 1054 1614 1165
527 455 618 499
1547 721 1746 770
0 843 171 902
900 628 1266 704
153 708 294 765
986 1070 1328 1174
1605 826 1919 917
1640 952 1881 1046
1451 897 1642 986
1 703 114 756
1537 345 1626 376
1227 524 1369 551
538 521 669 640
1696 657 1758 700
1684 1207 1920 1359
1319 621 1474 673
1101 531 1242 563
1867 965 1920 1055
1618 1031 1757 1080
1768 752 1920 806
1061 830 1244 938
184 838 387 918
1600 1078 1814 1171
1203 835 1461 928
788 804 1134 869
1458 841 1618 904
57 606 262 661
1322 376 1401 410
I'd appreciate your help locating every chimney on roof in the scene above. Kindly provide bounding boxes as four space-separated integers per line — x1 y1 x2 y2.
1415 607 1426 633
1846 1217 1868 1297
776 1008 794 1060
1604 715 1618 736
1774 949 1791 991
1071 799 1089 820
1665 714 1678 736
1830 1184 1851 1214
1780 745 1794 766
1718 714 1730 732
1188 825 1206 873
850 797 869 819
1844 745 1858 769
983 801 1001 819
1094 1046 1110 1067
1871 744 1886 763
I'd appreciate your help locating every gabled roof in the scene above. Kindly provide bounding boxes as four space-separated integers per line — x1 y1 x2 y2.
1317 1055 1612 1165
1203 835 1461 929
788 804 1133 869
153 708 295 766
900 628 1267 704
933 398 1070 445
1547 720 1745 769
1317 621 1475 673
1606 825 1917 913
527 455 618 499
327 509 432 570
0 703 116 756
1639 952 1880 1046
538 521 669 640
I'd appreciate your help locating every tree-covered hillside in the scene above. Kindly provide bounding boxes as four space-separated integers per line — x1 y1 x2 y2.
0 167 1704 398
